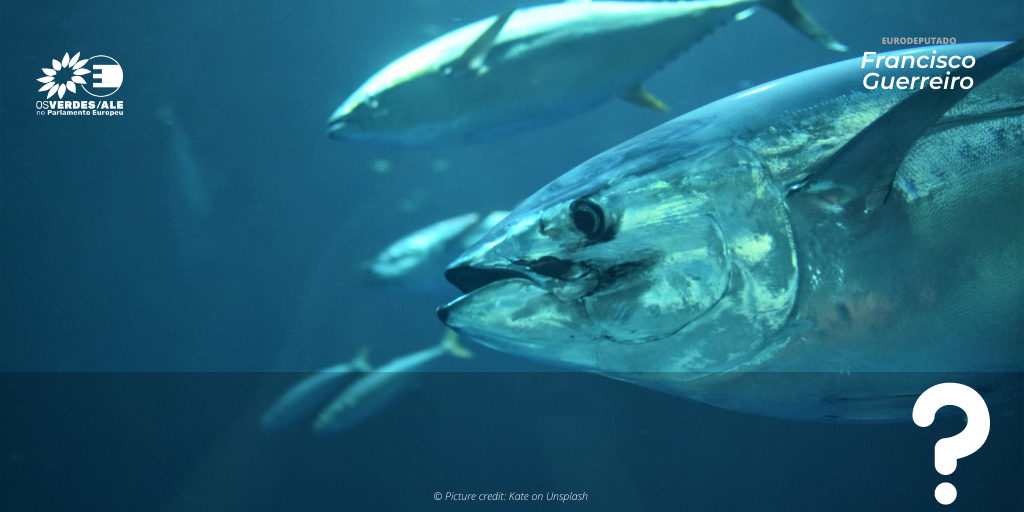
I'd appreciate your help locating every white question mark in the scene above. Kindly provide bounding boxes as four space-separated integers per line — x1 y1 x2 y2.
912 382 990 505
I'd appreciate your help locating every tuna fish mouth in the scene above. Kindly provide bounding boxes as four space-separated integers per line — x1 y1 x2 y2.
436 270 540 325
444 266 532 294
439 264 543 326
439 257 604 326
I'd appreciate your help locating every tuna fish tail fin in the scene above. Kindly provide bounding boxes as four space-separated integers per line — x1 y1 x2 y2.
351 347 374 372
759 0 847 52
440 329 473 359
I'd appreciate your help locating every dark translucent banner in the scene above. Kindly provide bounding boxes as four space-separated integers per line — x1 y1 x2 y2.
2 372 1020 511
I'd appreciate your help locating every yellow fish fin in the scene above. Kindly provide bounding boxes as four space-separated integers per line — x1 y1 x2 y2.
620 83 670 112
441 329 473 359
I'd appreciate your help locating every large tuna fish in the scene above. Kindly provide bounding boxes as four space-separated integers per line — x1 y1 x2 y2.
438 41 1024 422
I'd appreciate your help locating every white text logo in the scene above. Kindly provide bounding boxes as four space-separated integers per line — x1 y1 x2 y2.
36 52 123 99
35 52 125 117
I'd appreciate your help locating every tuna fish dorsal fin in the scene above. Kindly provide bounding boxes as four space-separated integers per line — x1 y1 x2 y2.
449 8 516 74
620 83 670 112
790 40 1023 215
759 0 847 52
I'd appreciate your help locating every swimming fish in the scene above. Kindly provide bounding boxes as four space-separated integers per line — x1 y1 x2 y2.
438 41 1024 422
158 107 212 283
367 210 509 292
260 349 372 431
313 330 471 434
327 0 845 146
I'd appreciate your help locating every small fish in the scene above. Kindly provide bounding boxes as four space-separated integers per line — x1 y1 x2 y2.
158 107 212 283
439 41 1024 422
260 349 372 431
367 211 509 292
313 330 471 434
327 0 845 146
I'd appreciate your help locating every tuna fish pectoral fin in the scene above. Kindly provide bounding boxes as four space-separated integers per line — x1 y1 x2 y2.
760 0 847 52
620 83 670 112
441 329 474 359
789 40 1023 215
449 8 516 74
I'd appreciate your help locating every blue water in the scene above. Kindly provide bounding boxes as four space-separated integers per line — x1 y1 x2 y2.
1 0 1021 510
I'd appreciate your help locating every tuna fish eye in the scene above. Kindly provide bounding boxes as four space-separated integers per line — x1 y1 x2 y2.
569 198 609 240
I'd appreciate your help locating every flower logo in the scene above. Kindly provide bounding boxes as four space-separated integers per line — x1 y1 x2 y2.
37 52 91 99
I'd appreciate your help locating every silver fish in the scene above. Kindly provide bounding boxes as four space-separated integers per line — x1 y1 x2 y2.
260 350 372 431
438 42 1024 422
159 107 212 283
313 330 471 434
327 0 845 146
367 211 509 292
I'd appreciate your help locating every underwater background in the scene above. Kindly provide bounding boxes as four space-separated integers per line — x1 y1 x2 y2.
2 0 1021 510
